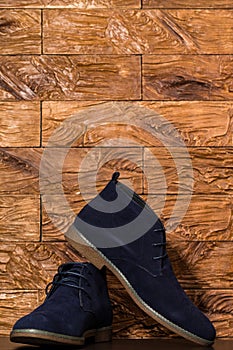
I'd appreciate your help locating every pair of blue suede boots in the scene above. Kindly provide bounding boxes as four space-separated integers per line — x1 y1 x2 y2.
11 173 216 347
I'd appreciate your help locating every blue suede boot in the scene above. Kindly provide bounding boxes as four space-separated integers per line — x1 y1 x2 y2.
10 262 112 346
66 172 216 346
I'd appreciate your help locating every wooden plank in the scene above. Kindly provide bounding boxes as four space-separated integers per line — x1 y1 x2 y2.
42 101 184 147
43 10 233 54
1 148 231 241
140 102 233 147
42 194 233 242
1 0 140 8
143 55 233 100
143 148 233 194
147 194 232 241
143 0 233 8
1 241 233 289
0 56 140 101
0 289 233 337
0 196 40 242
0 148 41 194
0 148 232 240
0 147 143 195
81 101 233 147
0 10 41 54
0 102 40 147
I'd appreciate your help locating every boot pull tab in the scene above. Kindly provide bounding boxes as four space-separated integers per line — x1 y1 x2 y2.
111 171 120 182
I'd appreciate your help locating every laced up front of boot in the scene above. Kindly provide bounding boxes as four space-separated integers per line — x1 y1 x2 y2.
45 263 91 299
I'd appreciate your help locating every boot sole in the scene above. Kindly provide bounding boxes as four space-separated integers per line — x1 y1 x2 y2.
65 225 214 347
10 325 112 346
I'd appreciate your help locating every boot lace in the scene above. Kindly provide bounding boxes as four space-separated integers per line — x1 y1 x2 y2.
152 228 168 264
45 266 91 298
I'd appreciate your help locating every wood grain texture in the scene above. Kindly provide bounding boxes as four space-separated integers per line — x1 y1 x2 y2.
42 101 102 147
43 101 158 148
0 243 83 290
42 195 84 241
0 56 140 101
43 10 233 54
143 0 233 8
0 289 233 337
1 0 140 9
140 102 233 147
0 147 143 195
40 147 143 195
143 147 233 194
0 102 40 147
0 10 41 54
147 194 232 241
43 101 151 147
0 148 41 194
143 55 233 100
1 241 233 290
54 101 233 147
0 195 39 241
168 241 233 289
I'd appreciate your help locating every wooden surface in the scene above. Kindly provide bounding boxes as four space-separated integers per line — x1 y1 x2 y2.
0 10 41 54
0 0 233 341
43 10 233 55
0 102 40 147
143 55 233 100
0 56 140 100
2 1 141 8
42 101 233 147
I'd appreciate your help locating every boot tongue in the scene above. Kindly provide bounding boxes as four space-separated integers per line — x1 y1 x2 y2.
58 262 83 273
58 262 95 275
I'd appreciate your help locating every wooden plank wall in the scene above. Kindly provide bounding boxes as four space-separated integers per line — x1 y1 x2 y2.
0 0 233 339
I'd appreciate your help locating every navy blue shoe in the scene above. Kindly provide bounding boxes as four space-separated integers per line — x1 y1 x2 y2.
10 262 112 346
66 172 216 346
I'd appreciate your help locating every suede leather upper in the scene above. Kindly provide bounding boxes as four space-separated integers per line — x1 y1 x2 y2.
74 174 216 342
13 262 112 337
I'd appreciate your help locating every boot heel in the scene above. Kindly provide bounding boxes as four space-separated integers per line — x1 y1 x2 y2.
65 225 106 269
95 327 112 343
